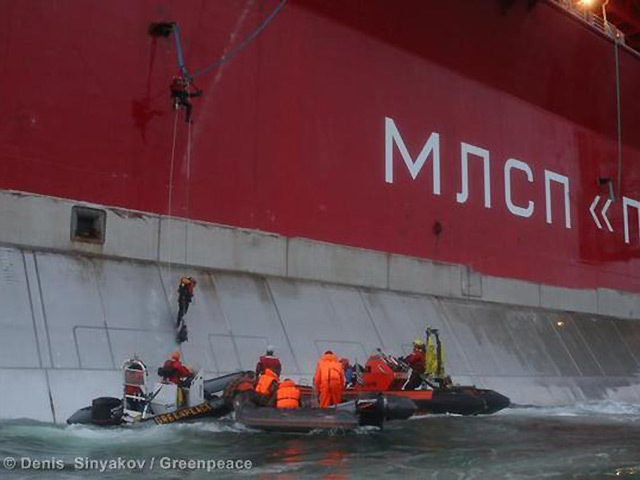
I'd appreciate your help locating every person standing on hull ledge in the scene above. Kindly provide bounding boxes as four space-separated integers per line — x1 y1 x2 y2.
254 368 279 407
256 345 282 377
176 276 197 343
401 338 426 390
314 351 345 408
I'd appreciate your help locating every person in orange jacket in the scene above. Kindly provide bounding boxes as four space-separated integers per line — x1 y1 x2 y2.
254 368 279 407
313 351 345 408
276 379 301 409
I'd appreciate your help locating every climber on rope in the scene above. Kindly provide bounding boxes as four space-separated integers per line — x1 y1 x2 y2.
176 276 197 344
170 72 202 123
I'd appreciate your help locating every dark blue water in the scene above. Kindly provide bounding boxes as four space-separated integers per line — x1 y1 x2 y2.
1 403 639 479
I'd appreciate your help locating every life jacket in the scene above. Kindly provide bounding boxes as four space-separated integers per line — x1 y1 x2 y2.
179 277 195 297
276 380 300 408
255 368 279 396
314 353 345 391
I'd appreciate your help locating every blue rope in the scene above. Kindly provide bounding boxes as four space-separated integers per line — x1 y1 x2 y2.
191 0 287 79
172 23 188 77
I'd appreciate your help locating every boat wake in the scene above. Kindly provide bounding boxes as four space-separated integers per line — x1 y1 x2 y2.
504 400 640 419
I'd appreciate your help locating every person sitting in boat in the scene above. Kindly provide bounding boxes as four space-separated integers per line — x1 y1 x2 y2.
401 338 426 390
276 379 300 409
159 350 193 385
340 357 355 388
254 368 279 407
314 351 345 408
256 345 282 377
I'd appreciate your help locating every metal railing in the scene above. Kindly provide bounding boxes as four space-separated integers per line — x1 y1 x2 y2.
549 0 626 44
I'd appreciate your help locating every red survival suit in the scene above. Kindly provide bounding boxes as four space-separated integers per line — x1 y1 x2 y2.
402 346 426 390
162 358 191 384
256 355 282 377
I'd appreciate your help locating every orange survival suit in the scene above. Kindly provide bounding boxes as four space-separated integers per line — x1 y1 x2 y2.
313 352 345 408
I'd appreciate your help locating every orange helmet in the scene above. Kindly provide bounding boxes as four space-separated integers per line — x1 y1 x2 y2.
170 350 181 361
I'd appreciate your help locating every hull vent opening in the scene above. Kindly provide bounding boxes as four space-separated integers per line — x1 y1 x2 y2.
71 206 106 244
148 22 175 38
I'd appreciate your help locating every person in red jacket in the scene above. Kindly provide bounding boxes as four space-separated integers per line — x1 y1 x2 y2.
256 346 282 377
161 350 192 385
401 338 426 390
170 73 202 123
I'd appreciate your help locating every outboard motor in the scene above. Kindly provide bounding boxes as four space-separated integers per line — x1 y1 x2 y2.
382 395 418 420
356 395 416 427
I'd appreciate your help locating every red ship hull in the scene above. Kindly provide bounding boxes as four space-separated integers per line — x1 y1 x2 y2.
1 1 640 294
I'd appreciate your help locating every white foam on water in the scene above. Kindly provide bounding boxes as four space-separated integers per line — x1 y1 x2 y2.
1 419 251 451
353 425 380 435
502 401 640 419
169 420 253 434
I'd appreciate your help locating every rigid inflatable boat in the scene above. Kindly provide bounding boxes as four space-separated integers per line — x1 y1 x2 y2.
335 350 510 416
67 357 250 426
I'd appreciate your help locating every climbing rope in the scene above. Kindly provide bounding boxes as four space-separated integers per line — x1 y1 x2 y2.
614 37 623 198
166 108 180 289
184 118 193 265
190 0 287 78
172 22 188 77
162 0 287 337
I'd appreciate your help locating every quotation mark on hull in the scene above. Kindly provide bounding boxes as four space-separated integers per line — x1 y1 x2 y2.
589 195 613 232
